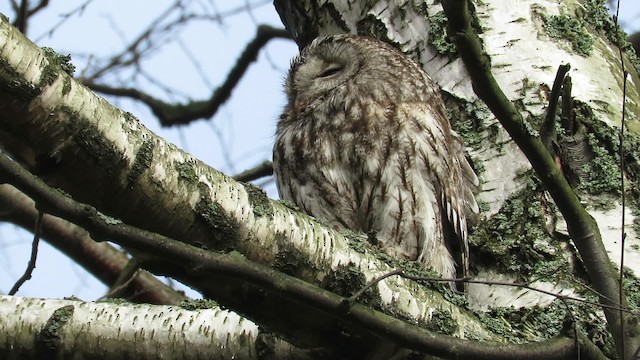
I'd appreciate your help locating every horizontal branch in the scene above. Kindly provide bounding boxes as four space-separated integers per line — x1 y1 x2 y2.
233 161 273 182
0 14 488 338
0 150 599 359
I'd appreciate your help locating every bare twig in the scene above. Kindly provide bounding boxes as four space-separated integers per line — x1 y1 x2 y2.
233 161 273 182
33 0 94 42
9 211 43 295
100 267 142 301
347 268 403 302
354 269 635 314
613 1 629 357
86 25 292 127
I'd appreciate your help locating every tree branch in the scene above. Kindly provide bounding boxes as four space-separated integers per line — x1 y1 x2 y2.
85 25 291 127
0 149 602 360
442 0 640 358
233 161 273 182
0 10 619 359
0 185 186 305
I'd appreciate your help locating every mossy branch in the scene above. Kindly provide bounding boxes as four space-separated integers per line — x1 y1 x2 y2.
0 148 605 360
442 0 640 358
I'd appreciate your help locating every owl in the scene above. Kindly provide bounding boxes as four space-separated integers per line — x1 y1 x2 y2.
273 34 478 286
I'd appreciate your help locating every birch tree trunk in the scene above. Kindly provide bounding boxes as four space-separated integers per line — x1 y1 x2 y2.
275 0 640 358
0 0 639 358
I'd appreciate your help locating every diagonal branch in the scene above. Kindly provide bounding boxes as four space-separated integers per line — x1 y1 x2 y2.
0 184 186 305
441 1 640 358
85 25 291 127
0 149 603 360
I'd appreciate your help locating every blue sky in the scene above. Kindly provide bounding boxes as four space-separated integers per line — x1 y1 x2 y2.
0 0 639 300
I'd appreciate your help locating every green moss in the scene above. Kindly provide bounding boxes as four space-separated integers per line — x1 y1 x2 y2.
581 0 640 74
428 11 457 57
324 264 381 307
424 310 458 335
95 297 128 304
61 75 71 95
475 300 612 354
442 93 490 153
194 182 240 249
481 304 566 342
621 267 640 309
621 132 640 180
470 174 569 281
0 56 40 100
36 305 75 355
276 199 300 212
533 7 593 57
40 47 75 86
477 307 531 343
343 228 369 254
128 139 154 184
58 106 124 178
579 132 621 194
244 183 273 219
175 161 198 184
180 299 218 310
272 246 309 277
572 101 638 196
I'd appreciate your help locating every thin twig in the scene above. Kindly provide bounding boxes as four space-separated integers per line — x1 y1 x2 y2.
403 273 635 314
9 211 44 295
540 64 571 156
613 1 629 357
100 269 141 301
347 268 403 302
346 268 635 315
87 25 291 127
233 161 273 182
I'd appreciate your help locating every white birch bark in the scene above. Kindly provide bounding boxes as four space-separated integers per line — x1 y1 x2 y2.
275 0 640 307
0 296 262 360
1 0 639 356
0 11 495 350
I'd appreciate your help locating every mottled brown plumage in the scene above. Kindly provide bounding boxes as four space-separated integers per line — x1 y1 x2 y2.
273 34 478 284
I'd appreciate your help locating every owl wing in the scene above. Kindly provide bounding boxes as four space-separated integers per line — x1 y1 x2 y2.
401 101 478 279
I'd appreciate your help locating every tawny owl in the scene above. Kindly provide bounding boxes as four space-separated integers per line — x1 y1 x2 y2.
273 34 478 285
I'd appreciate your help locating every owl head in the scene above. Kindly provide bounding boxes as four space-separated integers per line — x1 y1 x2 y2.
284 35 429 119
285 35 364 112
